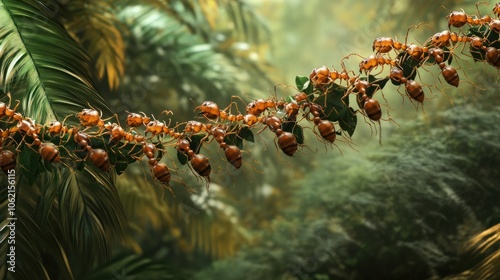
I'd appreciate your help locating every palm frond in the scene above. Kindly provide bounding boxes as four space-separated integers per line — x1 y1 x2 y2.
178 187 249 259
84 254 173 280
118 6 242 106
0 0 112 124
0 171 76 280
116 173 175 231
449 224 500 280
63 1 125 90
57 166 128 275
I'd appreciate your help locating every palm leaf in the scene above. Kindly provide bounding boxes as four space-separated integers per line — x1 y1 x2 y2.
62 1 125 90
0 171 75 280
1 163 128 279
57 165 128 276
135 0 270 45
84 254 173 280
449 224 500 280
0 0 113 124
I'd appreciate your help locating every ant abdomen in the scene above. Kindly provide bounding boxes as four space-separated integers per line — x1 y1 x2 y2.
224 145 243 169
190 154 211 178
317 120 336 143
0 149 16 174
277 132 298 156
405 80 425 103
363 99 382 121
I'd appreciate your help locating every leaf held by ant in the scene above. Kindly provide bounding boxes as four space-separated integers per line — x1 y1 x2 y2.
238 126 254 143
314 83 348 122
469 25 500 48
364 75 389 99
118 142 143 164
397 52 420 80
155 142 165 161
225 126 254 149
295 76 314 95
189 134 205 154
339 107 357 137
177 151 189 165
224 133 243 150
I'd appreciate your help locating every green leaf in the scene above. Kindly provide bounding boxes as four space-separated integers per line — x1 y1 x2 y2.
190 134 206 154
295 75 313 94
58 166 127 272
85 254 173 280
397 52 420 81
365 76 389 99
224 133 244 150
177 151 189 165
314 84 348 122
238 126 254 142
224 125 254 149
19 143 43 184
0 0 113 125
338 107 357 137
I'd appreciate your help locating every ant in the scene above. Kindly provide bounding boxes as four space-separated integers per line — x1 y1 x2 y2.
72 129 111 171
194 100 247 126
126 111 151 127
447 7 491 29
176 138 212 191
302 102 337 144
208 125 243 169
485 46 500 67
372 23 428 55
47 115 73 138
144 117 182 139
0 150 16 174
0 144 16 175
0 93 21 122
76 105 118 134
389 66 426 103
261 116 298 157
359 54 397 74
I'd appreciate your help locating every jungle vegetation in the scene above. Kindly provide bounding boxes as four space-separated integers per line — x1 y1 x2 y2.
1 0 500 280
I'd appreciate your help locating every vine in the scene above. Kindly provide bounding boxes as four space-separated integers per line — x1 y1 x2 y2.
1 3 500 193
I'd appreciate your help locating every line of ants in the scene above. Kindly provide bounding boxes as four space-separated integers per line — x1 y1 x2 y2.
2 2 500 196
0 89 352 195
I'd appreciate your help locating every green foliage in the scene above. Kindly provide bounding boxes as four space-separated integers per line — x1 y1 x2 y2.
0 0 273 278
0 0 113 124
83 254 173 280
224 126 254 149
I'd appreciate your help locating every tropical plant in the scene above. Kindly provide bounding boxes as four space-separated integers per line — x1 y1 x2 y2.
1 0 500 280
0 0 272 278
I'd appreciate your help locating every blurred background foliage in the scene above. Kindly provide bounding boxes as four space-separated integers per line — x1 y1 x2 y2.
1 0 500 279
